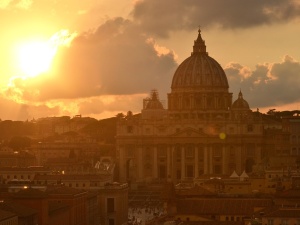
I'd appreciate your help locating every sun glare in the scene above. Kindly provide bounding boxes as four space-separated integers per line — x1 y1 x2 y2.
18 41 56 77
16 30 77 78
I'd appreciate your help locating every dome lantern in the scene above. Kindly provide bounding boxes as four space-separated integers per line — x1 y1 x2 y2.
192 28 207 55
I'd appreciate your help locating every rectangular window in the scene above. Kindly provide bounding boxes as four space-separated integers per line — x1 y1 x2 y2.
214 165 222 174
186 165 194 178
159 165 166 179
107 198 114 213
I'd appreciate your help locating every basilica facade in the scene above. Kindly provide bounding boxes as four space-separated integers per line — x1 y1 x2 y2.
116 30 281 183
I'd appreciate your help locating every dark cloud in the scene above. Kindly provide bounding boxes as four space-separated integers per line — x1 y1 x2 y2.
6 17 177 102
226 55 300 109
132 0 300 37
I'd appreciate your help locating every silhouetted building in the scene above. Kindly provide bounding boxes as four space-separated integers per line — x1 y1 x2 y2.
116 30 282 183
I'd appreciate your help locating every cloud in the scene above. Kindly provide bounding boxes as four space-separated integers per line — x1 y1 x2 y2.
0 0 32 10
0 95 60 121
131 0 300 37
5 17 177 104
226 55 300 109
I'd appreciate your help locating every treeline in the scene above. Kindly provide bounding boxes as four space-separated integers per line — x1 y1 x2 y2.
266 109 300 118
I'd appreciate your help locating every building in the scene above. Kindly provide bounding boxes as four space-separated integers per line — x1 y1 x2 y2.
0 201 38 225
116 29 280 183
0 166 51 184
98 182 128 225
0 209 18 225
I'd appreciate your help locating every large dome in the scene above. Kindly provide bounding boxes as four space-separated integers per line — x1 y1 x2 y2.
171 29 229 92
167 30 232 118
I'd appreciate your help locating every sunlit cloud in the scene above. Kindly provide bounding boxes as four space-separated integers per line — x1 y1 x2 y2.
0 0 13 9
0 0 32 10
15 0 33 9
226 55 300 109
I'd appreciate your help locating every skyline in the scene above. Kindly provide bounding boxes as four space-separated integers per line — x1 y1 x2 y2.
1 0 300 121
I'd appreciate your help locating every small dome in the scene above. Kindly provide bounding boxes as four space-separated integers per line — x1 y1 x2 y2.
144 90 164 110
171 29 229 92
232 90 250 109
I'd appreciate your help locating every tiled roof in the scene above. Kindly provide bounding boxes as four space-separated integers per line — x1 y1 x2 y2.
0 209 16 220
176 186 215 197
0 201 37 217
261 207 300 218
154 220 244 225
48 201 69 214
0 166 50 172
13 188 48 199
46 186 87 195
275 189 300 198
176 198 272 215
34 174 112 181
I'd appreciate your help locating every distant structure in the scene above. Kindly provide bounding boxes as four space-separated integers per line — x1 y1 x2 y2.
116 29 289 183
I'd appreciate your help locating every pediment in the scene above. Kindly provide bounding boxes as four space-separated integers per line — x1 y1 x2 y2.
172 127 207 137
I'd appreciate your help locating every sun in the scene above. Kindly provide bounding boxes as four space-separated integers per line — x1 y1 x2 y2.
17 41 56 78
15 30 76 78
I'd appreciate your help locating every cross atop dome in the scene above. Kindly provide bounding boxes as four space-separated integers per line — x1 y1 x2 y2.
192 27 207 55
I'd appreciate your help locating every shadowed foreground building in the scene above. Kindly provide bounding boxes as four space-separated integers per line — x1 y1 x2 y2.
116 30 285 183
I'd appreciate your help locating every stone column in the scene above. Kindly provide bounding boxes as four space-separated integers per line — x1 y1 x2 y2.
171 146 175 180
209 146 213 174
153 146 158 179
236 144 242 174
119 146 126 182
137 146 143 181
195 146 199 178
179 94 183 109
222 145 226 174
181 146 185 180
204 145 208 174
167 146 171 179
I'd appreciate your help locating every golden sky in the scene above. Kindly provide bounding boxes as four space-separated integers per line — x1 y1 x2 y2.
1 0 300 120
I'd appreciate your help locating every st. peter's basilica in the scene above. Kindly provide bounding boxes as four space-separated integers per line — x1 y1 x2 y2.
116 30 288 183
